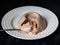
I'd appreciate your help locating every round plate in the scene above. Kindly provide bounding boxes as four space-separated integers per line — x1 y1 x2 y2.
1 6 59 40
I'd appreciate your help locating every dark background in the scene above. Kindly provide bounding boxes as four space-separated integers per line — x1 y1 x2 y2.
0 0 60 45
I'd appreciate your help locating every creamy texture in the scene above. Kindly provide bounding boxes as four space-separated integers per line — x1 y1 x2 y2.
17 12 47 35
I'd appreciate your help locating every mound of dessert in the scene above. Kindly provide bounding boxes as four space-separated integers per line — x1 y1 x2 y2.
17 12 47 36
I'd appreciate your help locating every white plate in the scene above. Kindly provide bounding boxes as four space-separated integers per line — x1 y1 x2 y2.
1 6 59 40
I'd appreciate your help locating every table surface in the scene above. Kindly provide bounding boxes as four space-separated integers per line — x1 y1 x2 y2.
0 0 60 45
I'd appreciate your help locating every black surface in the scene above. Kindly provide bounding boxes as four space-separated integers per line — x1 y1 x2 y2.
0 0 60 45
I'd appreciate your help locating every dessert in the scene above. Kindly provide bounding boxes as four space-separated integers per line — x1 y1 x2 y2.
17 12 47 35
